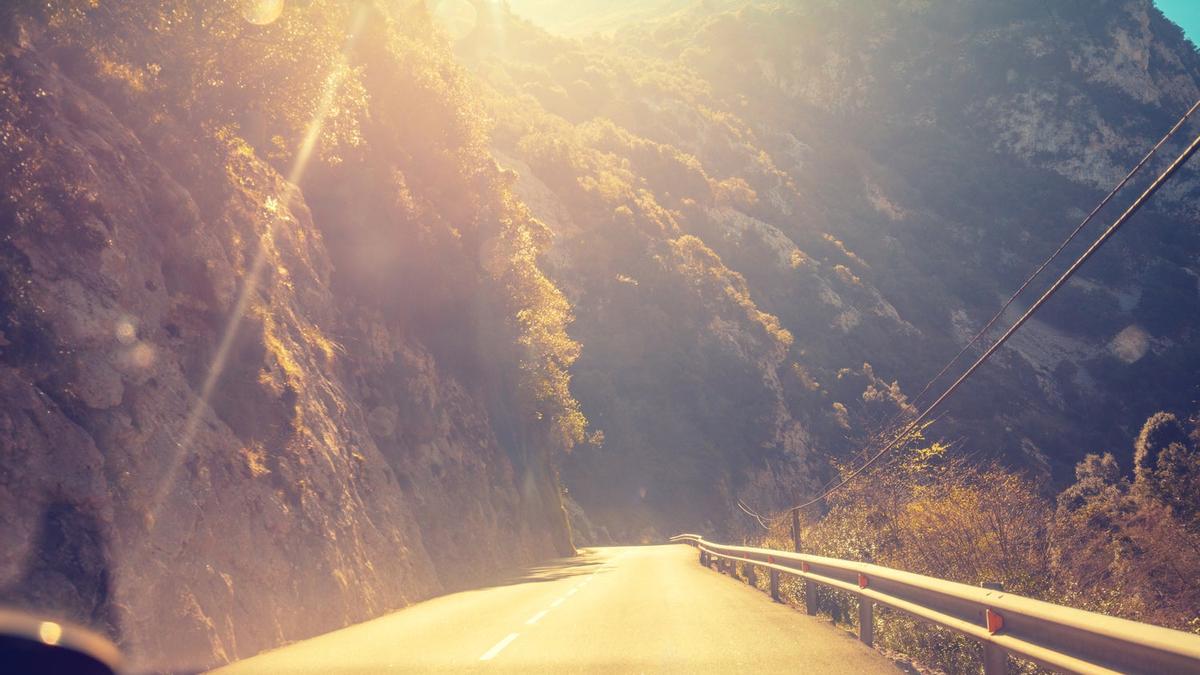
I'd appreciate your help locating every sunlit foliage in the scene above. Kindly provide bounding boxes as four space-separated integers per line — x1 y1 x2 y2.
486 191 587 448
756 407 1200 671
37 0 368 165
15 0 590 464
1053 410 1200 633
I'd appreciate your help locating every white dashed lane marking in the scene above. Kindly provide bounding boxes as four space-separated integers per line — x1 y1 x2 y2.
481 558 615 662
479 633 520 661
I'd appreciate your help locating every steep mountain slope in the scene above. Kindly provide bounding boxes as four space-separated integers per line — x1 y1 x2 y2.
3 0 1199 666
632 0 1200 465
0 2 578 670
457 0 1200 536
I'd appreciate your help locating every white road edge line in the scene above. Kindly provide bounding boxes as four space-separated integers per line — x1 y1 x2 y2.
525 610 550 625
567 588 578 596
551 597 565 608
479 633 520 661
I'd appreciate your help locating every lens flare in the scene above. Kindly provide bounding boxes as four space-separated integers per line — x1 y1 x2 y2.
115 318 137 345
145 6 371 530
129 342 156 369
242 0 285 26
38 621 62 646
1109 324 1150 363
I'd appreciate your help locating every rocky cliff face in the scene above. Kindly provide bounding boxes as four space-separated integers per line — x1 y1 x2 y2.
4 0 1200 665
463 0 1200 535
0 5 573 671
648 0 1200 474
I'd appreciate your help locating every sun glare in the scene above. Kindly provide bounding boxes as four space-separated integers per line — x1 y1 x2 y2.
431 0 479 41
242 0 285 26
145 5 371 530
9 2 1200 673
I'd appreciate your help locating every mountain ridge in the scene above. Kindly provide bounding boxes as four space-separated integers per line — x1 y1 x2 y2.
460 0 1200 536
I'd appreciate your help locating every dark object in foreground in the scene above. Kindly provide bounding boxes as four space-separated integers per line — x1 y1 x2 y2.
0 608 121 674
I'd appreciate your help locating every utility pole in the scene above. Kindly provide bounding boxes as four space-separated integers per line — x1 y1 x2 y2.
791 509 801 552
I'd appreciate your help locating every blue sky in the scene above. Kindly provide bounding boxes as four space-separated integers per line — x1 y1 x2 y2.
1157 0 1200 46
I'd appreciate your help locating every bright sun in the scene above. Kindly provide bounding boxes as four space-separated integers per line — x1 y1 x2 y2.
430 0 480 41
242 0 285 26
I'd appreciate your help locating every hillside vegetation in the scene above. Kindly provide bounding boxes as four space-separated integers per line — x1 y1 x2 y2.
766 410 1200 671
0 1 582 669
457 0 1200 537
2 0 1200 669
453 0 1200 664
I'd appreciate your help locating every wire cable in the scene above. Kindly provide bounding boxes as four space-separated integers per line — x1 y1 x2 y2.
852 96 1200 457
736 499 770 529
903 97 1200 412
773 126 1200 516
734 100 1200 526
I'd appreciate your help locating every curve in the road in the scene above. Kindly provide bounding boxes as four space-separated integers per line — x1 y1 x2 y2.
214 545 899 673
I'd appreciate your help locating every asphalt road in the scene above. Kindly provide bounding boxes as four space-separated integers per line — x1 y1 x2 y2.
213 544 900 674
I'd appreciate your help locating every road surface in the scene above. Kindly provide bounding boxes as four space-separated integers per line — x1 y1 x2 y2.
214 544 900 673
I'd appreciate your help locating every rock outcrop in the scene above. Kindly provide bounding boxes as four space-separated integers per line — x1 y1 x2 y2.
467 0 1200 534
0 7 572 671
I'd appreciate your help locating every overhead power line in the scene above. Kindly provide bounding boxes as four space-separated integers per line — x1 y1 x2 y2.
777 126 1200 515
796 98 1200 509
736 106 1200 528
902 97 1200 413
736 499 770 530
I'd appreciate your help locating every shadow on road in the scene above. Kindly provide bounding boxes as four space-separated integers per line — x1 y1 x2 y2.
489 548 612 587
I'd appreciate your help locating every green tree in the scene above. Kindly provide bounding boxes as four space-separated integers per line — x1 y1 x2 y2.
1132 412 1200 525
1133 412 1189 486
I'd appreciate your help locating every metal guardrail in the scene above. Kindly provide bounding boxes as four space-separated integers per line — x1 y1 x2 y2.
671 534 1200 674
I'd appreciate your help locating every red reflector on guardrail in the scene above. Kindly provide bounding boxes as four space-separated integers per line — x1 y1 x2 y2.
671 533 1200 673
986 609 1004 634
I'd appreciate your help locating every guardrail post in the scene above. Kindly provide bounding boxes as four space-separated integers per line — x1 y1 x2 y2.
746 564 757 587
672 533 1200 673
983 643 1006 675
858 598 874 647
981 582 1006 674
